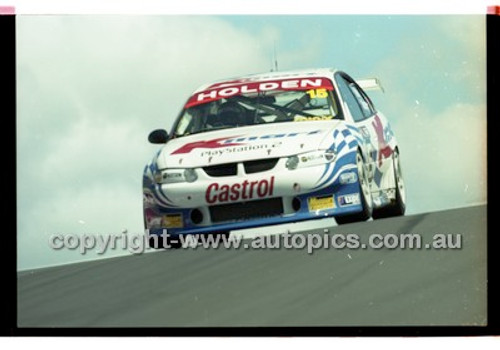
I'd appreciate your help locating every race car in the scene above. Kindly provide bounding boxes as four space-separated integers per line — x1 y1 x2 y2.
143 68 406 247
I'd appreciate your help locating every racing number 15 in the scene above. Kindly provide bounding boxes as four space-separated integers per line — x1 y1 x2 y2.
306 88 328 99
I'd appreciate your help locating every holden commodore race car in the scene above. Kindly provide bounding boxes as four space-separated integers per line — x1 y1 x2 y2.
143 68 406 247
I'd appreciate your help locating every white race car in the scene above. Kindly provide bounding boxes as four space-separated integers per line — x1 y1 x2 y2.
143 68 406 246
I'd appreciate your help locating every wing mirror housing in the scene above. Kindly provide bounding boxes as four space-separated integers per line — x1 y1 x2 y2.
148 129 169 144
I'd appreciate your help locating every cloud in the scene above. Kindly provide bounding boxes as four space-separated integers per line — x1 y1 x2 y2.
371 16 485 112
368 15 486 214
17 16 303 269
393 103 486 213
17 16 278 127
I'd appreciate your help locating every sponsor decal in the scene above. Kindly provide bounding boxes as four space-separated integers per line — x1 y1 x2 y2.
171 130 322 155
222 130 321 144
171 136 243 155
372 115 393 167
308 195 335 211
162 214 184 228
144 208 162 227
294 115 333 122
165 173 182 179
305 88 329 99
185 78 334 108
206 176 275 204
339 172 358 184
158 171 185 184
372 191 391 207
359 126 371 141
384 124 394 143
338 193 361 206
200 142 282 157
300 152 325 163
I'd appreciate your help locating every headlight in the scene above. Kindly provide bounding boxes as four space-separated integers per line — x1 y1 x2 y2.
286 155 299 170
154 169 197 184
286 150 336 170
184 168 198 183
324 149 336 161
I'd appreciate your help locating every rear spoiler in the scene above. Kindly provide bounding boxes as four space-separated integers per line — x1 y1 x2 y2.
355 78 385 93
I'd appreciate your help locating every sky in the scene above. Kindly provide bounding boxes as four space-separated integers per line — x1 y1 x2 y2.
16 15 487 270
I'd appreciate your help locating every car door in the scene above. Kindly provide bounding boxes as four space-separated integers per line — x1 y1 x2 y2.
342 74 397 192
351 80 394 174
334 73 377 182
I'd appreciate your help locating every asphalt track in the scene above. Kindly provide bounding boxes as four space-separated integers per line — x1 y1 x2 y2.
18 205 487 327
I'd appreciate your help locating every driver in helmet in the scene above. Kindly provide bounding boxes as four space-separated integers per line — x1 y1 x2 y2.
217 101 249 127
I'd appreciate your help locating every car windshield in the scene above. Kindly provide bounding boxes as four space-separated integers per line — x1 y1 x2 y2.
173 78 341 137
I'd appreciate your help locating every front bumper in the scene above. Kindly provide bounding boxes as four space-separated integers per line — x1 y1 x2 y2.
144 154 364 237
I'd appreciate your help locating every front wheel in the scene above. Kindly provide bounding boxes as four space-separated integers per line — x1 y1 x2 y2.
335 151 373 225
372 150 406 219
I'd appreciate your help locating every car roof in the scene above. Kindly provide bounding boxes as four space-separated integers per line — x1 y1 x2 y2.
193 67 339 93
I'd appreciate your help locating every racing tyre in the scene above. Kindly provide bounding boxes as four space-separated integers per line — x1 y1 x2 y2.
335 151 373 225
372 150 406 219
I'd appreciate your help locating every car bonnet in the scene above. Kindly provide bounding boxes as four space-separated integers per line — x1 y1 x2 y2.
156 120 342 169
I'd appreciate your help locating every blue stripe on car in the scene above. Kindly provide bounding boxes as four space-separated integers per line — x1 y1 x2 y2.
348 140 358 149
336 140 346 152
313 150 356 190
373 167 383 186
156 185 179 208
152 190 173 208
318 162 332 183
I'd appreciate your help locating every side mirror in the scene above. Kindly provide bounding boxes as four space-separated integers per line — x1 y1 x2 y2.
148 129 169 144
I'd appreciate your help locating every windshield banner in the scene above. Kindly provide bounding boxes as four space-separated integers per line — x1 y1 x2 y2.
185 78 334 108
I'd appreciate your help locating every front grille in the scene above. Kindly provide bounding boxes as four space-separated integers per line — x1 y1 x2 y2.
203 163 237 177
210 198 283 223
244 158 279 174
